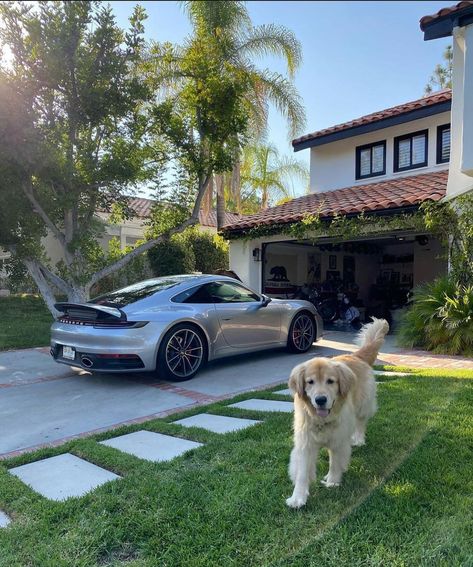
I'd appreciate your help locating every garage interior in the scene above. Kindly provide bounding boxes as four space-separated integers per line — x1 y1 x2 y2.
262 232 446 330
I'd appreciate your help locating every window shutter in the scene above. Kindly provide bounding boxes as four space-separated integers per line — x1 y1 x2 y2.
441 128 451 161
371 145 384 173
398 139 411 168
360 149 371 176
412 134 426 164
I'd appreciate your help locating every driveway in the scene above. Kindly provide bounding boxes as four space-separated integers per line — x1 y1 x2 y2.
1 331 469 458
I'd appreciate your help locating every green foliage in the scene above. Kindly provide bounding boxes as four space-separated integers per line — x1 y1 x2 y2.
425 44 452 94
240 143 308 208
421 193 473 285
189 230 229 273
90 238 151 297
147 229 229 277
398 276 473 356
225 210 427 242
148 234 196 277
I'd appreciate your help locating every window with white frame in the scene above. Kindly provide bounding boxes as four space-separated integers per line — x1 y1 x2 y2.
355 140 386 180
394 130 428 172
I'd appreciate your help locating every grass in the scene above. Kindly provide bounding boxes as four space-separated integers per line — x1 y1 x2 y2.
0 367 473 566
0 295 52 351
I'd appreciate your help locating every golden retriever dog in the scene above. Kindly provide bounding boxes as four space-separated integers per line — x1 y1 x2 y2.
286 317 389 508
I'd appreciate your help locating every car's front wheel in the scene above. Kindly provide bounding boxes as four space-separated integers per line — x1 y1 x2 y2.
157 323 207 381
287 312 316 353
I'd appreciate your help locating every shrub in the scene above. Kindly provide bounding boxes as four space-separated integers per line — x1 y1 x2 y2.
148 234 196 276
148 229 229 277
398 276 473 356
188 230 229 274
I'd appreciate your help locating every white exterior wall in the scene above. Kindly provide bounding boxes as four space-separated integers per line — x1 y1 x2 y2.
229 234 298 292
309 111 451 192
447 24 473 199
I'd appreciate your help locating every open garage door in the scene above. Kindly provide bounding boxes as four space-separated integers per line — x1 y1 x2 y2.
263 234 447 330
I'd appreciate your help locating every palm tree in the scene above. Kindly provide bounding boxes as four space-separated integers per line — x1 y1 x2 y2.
241 143 309 209
179 1 306 227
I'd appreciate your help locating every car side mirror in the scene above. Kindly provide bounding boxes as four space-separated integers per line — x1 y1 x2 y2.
261 295 272 307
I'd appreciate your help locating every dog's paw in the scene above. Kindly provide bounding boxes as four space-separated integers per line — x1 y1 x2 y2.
286 494 308 508
320 478 341 488
351 433 366 447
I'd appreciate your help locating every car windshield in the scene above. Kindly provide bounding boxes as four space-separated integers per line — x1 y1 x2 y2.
90 277 188 307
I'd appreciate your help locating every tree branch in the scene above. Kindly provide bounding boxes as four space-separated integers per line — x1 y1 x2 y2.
21 181 66 247
89 173 212 286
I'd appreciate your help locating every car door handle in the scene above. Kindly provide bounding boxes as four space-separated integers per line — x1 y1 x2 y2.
222 318 233 321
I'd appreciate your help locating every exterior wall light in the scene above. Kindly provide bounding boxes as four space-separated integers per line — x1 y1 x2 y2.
252 247 261 262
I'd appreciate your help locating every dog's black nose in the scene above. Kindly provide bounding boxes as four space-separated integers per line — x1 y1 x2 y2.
315 395 327 406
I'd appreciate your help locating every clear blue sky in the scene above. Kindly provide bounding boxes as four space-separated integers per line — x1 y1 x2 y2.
111 0 451 182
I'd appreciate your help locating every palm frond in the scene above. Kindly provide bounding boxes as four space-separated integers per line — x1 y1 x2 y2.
236 23 302 78
252 69 306 138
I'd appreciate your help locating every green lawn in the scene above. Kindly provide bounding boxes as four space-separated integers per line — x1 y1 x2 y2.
0 295 52 351
1 368 472 566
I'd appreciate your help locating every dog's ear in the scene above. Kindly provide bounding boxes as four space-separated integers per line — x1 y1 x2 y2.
333 362 356 398
288 362 306 398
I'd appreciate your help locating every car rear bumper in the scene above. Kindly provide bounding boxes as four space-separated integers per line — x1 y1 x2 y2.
50 320 168 372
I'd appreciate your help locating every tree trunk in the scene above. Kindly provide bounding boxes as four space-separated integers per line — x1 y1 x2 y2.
215 173 226 230
202 174 214 219
23 258 61 317
231 161 241 214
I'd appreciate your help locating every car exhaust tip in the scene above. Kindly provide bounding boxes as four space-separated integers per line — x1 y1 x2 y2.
81 357 94 368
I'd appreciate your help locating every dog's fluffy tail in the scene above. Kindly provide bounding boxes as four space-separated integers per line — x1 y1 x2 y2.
353 317 389 365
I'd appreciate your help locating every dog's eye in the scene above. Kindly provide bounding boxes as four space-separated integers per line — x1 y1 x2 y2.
307 379 314 384
327 378 335 385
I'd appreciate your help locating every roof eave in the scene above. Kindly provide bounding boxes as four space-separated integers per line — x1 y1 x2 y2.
292 100 451 151
223 204 421 238
421 6 473 40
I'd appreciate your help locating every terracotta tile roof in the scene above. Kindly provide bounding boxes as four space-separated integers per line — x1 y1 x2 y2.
223 171 447 233
127 197 242 227
197 210 243 227
420 1 473 29
292 90 452 148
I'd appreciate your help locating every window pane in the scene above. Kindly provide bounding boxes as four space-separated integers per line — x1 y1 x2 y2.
441 128 451 161
359 149 371 176
412 134 426 164
371 145 384 173
91 277 183 307
398 139 411 168
209 282 259 303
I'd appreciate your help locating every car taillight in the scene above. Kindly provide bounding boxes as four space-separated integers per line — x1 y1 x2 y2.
57 317 148 329
92 321 149 329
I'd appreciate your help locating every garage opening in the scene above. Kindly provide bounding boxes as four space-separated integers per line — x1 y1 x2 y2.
262 233 447 331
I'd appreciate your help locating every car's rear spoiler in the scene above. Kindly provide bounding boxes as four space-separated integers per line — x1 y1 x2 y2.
54 302 126 321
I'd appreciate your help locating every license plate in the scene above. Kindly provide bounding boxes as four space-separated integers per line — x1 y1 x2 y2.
62 346 75 360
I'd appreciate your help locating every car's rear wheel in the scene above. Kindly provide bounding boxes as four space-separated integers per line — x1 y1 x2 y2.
157 323 207 381
287 312 316 353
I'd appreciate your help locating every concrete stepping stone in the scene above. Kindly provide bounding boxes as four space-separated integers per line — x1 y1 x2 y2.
374 371 411 376
9 453 120 501
174 413 261 433
229 399 293 413
101 430 202 463
0 511 11 528
273 388 292 396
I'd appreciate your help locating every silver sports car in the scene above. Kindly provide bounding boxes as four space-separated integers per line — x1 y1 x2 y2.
50 275 323 381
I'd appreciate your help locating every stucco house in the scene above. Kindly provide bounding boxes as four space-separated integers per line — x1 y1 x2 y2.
225 1 473 322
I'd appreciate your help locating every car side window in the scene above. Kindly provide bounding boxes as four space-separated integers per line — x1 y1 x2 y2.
207 282 260 303
172 285 214 304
